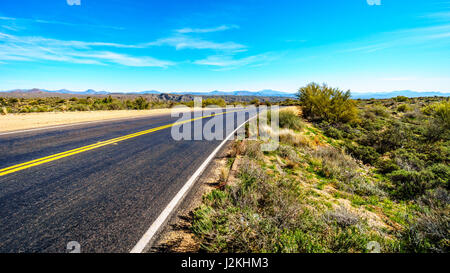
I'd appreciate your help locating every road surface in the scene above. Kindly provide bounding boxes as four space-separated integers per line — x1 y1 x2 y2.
0 108 254 253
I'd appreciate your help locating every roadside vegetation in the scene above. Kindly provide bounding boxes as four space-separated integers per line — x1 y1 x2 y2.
191 83 449 253
0 96 296 114
0 96 232 114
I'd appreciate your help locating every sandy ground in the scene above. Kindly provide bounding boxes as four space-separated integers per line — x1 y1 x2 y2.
0 108 191 133
0 106 299 133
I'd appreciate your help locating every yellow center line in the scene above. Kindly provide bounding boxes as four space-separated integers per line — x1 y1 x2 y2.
0 109 240 177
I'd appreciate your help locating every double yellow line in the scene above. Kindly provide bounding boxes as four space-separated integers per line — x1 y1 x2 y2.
0 110 238 177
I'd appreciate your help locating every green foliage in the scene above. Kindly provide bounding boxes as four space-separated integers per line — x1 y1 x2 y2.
428 164 450 189
397 104 412 112
192 157 391 253
394 96 409 102
400 189 449 253
279 110 303 131
424 100 450 141
0 95 203 113
344 142 380 165
389 170 435 200
203 98 227 107
297 83 359 124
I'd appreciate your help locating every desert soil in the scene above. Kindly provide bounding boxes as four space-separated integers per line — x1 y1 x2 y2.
0 108 193 133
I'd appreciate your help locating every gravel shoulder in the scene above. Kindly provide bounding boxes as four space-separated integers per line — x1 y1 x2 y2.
0 108 192 133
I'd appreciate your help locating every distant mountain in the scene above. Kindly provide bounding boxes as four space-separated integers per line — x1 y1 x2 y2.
0 88 296 98
2 88 447 99
174 89 296 97
352 90 450 99
4 88 110 95
135 90 161 95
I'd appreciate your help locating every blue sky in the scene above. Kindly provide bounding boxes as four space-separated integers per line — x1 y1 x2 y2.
0 0 449 93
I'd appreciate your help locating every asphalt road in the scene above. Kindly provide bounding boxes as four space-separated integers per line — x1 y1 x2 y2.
0 108 254 253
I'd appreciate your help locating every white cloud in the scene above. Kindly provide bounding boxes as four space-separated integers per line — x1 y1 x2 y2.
342 23 450 53
147 35 246 51
67 0 81 6
423 11 450 20
0 16 16 21
194 53 275 70
0 32 174 67
176 25 239 34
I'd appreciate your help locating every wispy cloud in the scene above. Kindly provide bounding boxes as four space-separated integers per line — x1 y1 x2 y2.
176 25 239 34
0 16 16 21
0 16 124 30
343 23 450 53
0 32 174 67
422 11 450 21
194 53 276 70
147 35 246 51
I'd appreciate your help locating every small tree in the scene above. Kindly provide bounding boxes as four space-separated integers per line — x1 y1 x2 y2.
250 98 260 105
296 83 359 124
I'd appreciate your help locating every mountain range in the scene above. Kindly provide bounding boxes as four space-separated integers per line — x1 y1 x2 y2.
0 88 448 99
351 90 449 99
0 88 297 98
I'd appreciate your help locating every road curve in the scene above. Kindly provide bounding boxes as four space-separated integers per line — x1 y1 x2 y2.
0 109 253 253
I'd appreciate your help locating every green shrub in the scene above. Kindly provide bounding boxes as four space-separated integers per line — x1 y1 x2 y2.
428 164 450 189
250 98 260 105
297 83 359 124
397 104 412 112
394 96 409 103
344 142 380 165
389 170 435 200
376 159 400 174
400 208 449 253
279 110 303 131
322 125 343 139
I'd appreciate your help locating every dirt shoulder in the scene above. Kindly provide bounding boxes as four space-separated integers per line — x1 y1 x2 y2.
0 108 198 133
0 106 297 134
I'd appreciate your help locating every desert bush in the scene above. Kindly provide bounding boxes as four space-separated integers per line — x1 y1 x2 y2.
394 96 409 102
375 159 400 174
279 129 310 147
428 164 450 189
278 144 301 163
324 206 360 228
397 104 412 112
418 188 450 209
323 126 343 139
344 142 380 165
133 96 150 110
392 149 425 171
389 170 435 200
297 83 359 124
368 105 390 118
203 98 227 107
243 141 264 160
422 100 450 140
192 156 388 253
279 110 303 131
311 146 384 196
400 208 449 253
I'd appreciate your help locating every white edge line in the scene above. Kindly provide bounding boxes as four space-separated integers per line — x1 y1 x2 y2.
130 114 257 253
